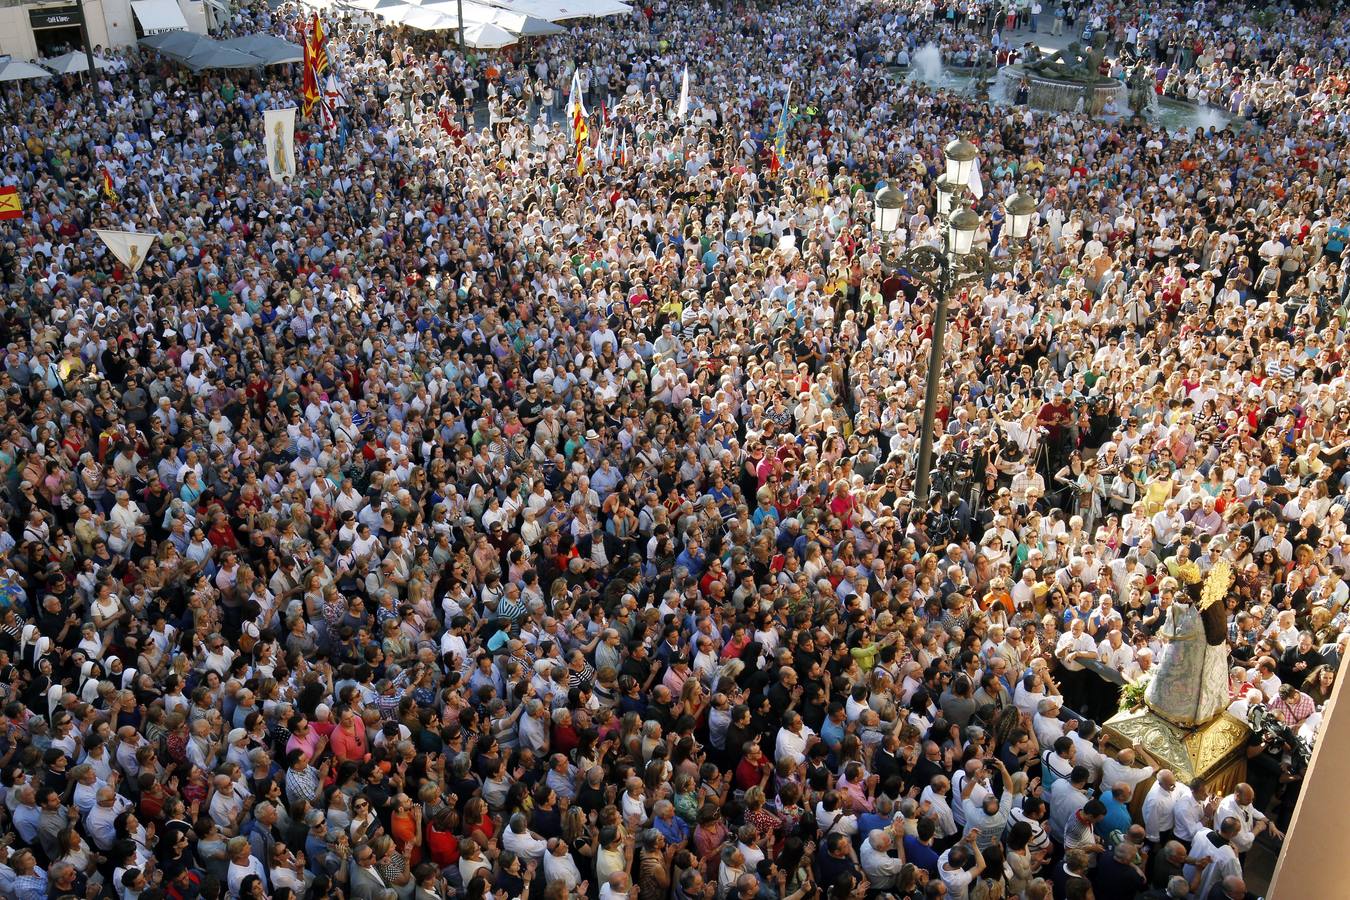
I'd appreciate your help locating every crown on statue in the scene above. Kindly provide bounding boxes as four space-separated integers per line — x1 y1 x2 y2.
1198 559 1234 611
1175 560 1202 586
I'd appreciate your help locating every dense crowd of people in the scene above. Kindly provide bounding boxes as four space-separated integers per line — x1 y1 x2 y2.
0 0 1345 899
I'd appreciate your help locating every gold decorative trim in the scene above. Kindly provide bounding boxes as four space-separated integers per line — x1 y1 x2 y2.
1103 709 1250 783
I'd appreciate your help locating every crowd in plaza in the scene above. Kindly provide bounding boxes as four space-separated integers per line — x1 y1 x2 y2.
0 0 1348 899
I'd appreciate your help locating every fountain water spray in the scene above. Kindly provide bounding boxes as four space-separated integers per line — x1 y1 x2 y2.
912 44 943 84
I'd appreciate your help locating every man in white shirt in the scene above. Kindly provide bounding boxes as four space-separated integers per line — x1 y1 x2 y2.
937 832 986 900
1033 698 1073 750
1054 619 1098 712
209 775 247 835
1251 657 1282 701
542 838 583 890
1214 783 1282 851
226 837 267 900
1141 769 1179 843
1067 723 1105 784
950 760 987 830
1096 630 1135 673
1101 747 1155 795
1226 686 1266 723
860 829 906 891
598 872 630 900
1173 779 1213 843
920 777 957 840
813 793 859 838
1185 819 1243 900
502 813 548 864
1123 647 1154 682
773 712 816 765
84 786 132 851
1011 568 1038 609
1048 766 1091 843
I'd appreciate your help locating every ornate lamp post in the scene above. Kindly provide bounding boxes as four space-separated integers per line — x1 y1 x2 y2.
873 138 1040 504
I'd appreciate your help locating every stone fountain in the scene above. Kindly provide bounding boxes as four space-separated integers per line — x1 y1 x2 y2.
999 33 1124 115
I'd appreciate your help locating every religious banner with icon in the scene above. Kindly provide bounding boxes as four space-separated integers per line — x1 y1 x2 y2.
94 230 158 273
263 108 297 183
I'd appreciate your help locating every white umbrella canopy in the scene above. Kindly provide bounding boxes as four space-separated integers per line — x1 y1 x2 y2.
379 4 457 29
494 12 565 35
486 0 630 21
415 0 498 20
347 0 419 11
43 52 116 75
0 59 53 82
418 1 564 34
461 21 518 47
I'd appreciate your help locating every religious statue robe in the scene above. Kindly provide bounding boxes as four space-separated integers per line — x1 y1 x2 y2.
1144 601 1230 727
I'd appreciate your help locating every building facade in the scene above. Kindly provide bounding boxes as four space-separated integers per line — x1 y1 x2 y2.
0 0 214 61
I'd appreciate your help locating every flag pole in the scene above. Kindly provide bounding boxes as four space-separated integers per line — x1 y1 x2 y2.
457 0 468 129
77 0 105 115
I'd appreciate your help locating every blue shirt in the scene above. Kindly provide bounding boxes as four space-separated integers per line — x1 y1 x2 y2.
653 814 690 845
903 835 940 877
1096 793 1133 841
857 812 889 836
820 717 846 753
12 802 39 843
675 546 706 578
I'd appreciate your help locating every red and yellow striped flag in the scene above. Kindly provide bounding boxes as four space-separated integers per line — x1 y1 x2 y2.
312 15 328 78
100 167 117 203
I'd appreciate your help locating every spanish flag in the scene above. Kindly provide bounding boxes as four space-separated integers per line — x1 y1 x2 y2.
100 167 117 203
0 186 20 221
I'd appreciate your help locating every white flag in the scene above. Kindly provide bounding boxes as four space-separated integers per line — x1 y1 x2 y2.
568 68 587 121
263 107 297 183
967 153 984 200
677 65 690 119
95 230 158 273
147 190 161 222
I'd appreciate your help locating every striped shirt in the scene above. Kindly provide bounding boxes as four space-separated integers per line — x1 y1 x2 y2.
285 764 322 806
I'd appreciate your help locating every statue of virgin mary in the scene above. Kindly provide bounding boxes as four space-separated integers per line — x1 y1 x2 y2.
1143 561 1233 728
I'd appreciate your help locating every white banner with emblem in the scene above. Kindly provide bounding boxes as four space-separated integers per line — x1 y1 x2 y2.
264 107 297 183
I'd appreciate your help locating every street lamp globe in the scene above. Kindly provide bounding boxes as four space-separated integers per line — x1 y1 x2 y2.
1005 189 1038 241
943 138 978 188
874 184 904 236
948 207 979 256
935 178 960 220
